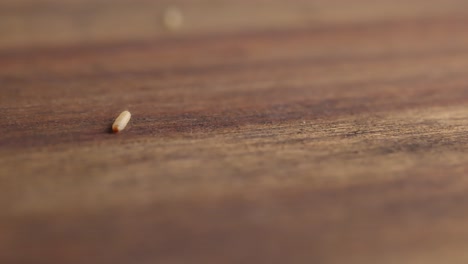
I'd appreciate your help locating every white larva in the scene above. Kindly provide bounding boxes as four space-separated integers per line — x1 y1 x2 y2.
112 110 131 133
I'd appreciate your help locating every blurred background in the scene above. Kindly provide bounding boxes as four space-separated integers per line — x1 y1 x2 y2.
2 0 468 49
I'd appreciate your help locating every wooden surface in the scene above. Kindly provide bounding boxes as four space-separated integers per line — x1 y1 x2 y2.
2 0 468 263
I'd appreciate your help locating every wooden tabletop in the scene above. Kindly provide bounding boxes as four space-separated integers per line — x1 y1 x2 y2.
2 0 468 263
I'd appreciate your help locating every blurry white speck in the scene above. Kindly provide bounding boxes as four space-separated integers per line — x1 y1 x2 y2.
163 6 184 31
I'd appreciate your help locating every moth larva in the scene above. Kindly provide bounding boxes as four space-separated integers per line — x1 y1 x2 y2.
112 110 131 133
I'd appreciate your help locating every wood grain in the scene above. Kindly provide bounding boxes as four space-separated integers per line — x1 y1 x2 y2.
1 0 468 263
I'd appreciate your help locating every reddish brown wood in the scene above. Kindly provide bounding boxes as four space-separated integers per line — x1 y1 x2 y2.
1 1 468 263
